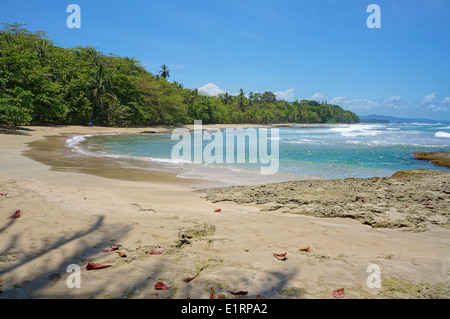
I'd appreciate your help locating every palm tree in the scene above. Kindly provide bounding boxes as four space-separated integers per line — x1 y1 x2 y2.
87 64 117 123
84 47 101 66
159 64 170 80
238 88 246 111
220 92 232 105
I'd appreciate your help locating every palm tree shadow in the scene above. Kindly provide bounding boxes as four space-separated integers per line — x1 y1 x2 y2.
0 216 106 278
0 215 178 298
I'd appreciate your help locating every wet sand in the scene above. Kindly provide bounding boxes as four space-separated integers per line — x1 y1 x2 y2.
0 125 449 299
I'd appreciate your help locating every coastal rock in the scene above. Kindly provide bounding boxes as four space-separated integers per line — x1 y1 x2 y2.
412 152 450 169
200 170 450 232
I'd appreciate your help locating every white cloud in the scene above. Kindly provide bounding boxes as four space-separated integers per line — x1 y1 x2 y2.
330 96 351 105
422 92 437 104
383 96 406 110
428 104 447 112
387 96 401 102
329 96 376 110
350 99 377 110
275 88 295 101
310 92 325 101
442 97 450 104
171 65 186 69
198 83 225 96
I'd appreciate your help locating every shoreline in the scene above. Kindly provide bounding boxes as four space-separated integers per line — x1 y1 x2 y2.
1 125 449 299
18 124 450 188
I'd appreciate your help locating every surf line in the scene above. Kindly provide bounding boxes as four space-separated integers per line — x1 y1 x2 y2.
170 120 279 174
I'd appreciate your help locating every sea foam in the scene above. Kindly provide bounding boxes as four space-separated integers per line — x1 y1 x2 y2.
435 131 450 138
329 124 384 137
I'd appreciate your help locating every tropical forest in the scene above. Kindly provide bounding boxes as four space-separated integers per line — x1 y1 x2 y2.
0 23 360 127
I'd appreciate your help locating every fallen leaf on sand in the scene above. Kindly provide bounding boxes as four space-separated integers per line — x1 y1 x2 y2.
101 244 119 252
86 262 112 270
332 288 345 299
148 250 164 255
116 251 127 257
183 276 196 283
227 290 248 296
210 287 215 299
214 208 221 212
257 295 265 299
7 210 21 219
299 246 311 252
0 193 7 196
155 282 169 290
273 252 287 261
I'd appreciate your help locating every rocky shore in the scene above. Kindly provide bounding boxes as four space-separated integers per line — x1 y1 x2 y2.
413 151 450 169
200 169 450 232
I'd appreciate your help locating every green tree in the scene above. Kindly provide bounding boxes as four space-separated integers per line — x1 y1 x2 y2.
87 64 117 124
0 23 360 127
159 64 170 80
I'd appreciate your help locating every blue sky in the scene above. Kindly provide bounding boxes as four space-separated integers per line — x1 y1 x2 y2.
1 0 450 121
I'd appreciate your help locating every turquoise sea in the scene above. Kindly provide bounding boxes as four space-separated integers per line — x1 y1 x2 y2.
67 123 450 185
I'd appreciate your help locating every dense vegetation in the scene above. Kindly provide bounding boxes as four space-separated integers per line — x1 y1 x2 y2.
0 23 360 127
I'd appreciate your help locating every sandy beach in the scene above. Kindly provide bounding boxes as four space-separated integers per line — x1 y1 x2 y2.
0 125 449 299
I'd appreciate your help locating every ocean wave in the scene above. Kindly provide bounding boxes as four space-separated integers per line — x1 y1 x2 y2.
66 134 94 148
66 133 191 165
435 131 450 138
66 133 122 147
341 131 382 137
411 122 443 126
344 140 443 147
97 152 192 164
329 124 385 137
285 138 317 144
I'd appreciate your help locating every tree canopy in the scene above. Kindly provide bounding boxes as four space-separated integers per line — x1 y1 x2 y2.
0 23 360 127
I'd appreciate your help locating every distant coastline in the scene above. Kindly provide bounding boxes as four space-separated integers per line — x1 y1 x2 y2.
360 114 449 124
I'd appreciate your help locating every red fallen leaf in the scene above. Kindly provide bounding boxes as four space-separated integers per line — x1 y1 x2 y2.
155 282 169 290
273 252 287 260
7 210 21 219
0 193 8 196
214 208 221 212
86 262 111 270
299 246 311 252
183 276 196 283
116 251 127 257
257 295 265 299
422 202 431 206
210 287 215 299
227 290 248 296
101 244 120 252
148 250 164 255
332 288 345 299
